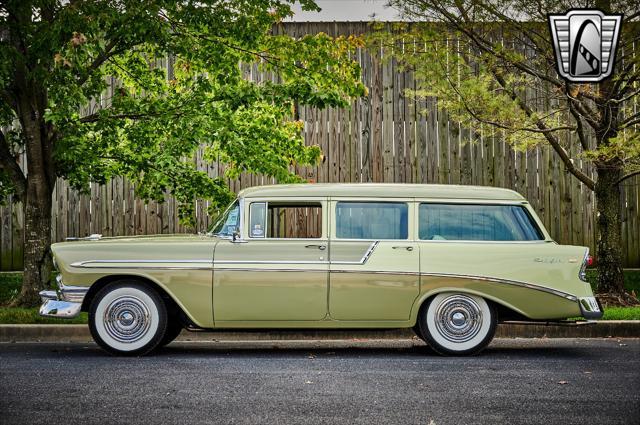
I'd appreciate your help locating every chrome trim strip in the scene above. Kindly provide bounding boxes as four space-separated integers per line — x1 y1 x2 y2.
420 272 578 301
215 268 328 273
361 241 379 263
73 259 212 265
65 233 102 241
418 240 549 244
73 265 213 270
71 260 213 269
330 240 380 265
331 269 418 276
214 268 417 275
215 260 328 265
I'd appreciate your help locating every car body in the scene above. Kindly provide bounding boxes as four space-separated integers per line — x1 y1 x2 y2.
40 183 603 355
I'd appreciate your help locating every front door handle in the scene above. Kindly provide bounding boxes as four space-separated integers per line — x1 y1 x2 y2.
305 244 327 251
392 246 414 251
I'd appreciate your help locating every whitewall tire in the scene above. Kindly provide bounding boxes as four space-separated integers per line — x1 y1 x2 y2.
417 293 497 356
89 281 168 356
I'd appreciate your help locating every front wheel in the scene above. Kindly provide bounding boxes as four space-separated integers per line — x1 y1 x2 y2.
89 281 168 356
417 293 497 356
160 319 184 347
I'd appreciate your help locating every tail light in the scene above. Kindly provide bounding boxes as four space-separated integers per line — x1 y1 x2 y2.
579 251 592 282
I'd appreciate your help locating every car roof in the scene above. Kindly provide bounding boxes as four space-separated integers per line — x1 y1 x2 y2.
237 183 525 201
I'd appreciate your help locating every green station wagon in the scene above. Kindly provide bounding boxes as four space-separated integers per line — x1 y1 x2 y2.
40 183 603 356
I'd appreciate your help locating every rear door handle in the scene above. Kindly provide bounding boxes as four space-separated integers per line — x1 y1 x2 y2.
392 246 414 251
305 244 326 251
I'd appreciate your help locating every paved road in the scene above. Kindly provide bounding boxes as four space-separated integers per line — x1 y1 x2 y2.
1 338 639 425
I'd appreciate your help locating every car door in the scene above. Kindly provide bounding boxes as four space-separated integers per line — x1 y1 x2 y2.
329 199 420 321
213 197 329 322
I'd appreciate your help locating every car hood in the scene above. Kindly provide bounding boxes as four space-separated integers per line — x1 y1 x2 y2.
51 233 222 277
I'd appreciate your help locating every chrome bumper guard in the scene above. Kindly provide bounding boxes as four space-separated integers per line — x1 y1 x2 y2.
38 276 88 319
578 296 604 320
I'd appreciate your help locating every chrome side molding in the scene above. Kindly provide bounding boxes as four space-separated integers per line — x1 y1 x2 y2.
66 234 102 241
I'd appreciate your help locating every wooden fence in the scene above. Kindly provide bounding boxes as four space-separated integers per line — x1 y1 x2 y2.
1 22 638 270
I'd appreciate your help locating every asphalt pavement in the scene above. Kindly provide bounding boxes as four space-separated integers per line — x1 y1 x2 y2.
1 338 639 425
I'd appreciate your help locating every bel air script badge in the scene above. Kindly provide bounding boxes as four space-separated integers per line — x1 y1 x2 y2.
548 9 622 82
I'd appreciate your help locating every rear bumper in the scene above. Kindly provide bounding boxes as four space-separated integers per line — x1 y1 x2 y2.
578 296 604 320
38 276 88 319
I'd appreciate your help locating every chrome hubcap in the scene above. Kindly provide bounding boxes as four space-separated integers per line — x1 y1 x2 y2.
103 296 151 343
435 295 483 343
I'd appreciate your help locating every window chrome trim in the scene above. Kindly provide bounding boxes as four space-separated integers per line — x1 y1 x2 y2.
210 198 243 239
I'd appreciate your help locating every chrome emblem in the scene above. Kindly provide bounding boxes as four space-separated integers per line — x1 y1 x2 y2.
548 9 622 82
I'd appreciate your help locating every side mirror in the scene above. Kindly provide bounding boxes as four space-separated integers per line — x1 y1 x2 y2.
232 228 240 242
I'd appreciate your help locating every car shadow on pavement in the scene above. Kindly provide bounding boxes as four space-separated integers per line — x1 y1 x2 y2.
149 340 596 360
1 339 602 360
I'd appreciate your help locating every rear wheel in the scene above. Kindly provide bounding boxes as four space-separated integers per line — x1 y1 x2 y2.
417 293 497 356
89 281 168 356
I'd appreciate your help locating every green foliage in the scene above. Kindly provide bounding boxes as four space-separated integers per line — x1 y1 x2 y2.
0 272 56 306
0 0 365 224
371 3 640 174
586 269 640 297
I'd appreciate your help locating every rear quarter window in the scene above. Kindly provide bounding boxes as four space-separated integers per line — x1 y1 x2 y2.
419 203 543 241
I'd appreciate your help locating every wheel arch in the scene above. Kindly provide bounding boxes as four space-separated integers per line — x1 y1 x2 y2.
410 287 530 325
81 274 198 328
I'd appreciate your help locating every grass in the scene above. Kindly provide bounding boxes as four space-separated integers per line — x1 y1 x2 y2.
0 270 639 324
0 307 88 324
0 272 88 324
601 306 640 321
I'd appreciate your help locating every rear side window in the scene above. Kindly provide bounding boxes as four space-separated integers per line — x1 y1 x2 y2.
419 203 543 241
336 202 408 239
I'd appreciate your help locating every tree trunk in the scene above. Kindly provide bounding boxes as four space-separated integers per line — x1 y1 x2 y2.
11 91 55 307
593 166 632 303
13 178 53 306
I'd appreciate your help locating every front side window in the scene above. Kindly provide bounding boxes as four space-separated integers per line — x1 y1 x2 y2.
249 202 322 239
210 200 240 237
336 202 408 239
418 203 543 241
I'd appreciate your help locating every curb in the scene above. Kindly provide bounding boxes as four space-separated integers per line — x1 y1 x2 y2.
1 322 639 343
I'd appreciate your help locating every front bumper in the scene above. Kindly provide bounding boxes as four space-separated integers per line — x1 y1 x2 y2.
38 276 88 319
579 296 604 320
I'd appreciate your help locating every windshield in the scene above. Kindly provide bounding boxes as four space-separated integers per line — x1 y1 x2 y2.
209 200 240 237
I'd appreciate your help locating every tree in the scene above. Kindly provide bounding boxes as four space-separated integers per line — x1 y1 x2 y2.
380 0 639 303
0 0 365 306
